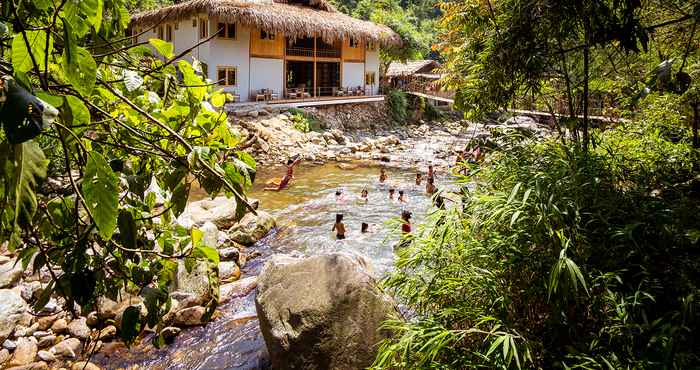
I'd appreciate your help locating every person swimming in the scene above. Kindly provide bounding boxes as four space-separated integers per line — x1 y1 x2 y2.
361 222 370 233
335 189 345 202
398 190 407 203
426 176 436 195
332 213 346 240
264 156 302 191
427 164 435 179
379 167 387 183
389 188 396 200
401 210 412 235
360 188 369 202
415 172 423 186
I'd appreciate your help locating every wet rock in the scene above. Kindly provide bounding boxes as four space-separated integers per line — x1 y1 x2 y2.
228 211 276 246
173 260 216 306
95 297 118 320
20 282 42 302
218 246 245 267
86 312 99 327
5 361 48 370
67 317 90 340
218 261 241 283
14 323 38 337
173 306 206 326
220 276 258 304
0 289 29 342
159 327 181 343
0 261 23 289
177 197 240 229
36 350 54 362
8 337 37 367
329 129 346 144
31 331 50 338
199 221 219 248
49 337 81 359
71 361 101 370
50 319 67 334
36 335 54 349
97 325 117 341
256 253 399 370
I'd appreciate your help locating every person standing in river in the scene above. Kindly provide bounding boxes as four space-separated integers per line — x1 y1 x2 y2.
264 155 302 191
360 188 369 202
426 176 436 195
389 188 396 200
398 190 407 203
428 164 435 179
379 167 388 183
415 172 423 186
332 214 346 240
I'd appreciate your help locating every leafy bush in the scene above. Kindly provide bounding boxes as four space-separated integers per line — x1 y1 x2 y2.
387 89 409 123
287 108 321 132
374 99 700 369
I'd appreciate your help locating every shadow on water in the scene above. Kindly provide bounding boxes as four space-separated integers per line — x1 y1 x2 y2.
97 161 462 369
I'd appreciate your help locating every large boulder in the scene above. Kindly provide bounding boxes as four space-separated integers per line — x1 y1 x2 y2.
171 260 217 306
0 289 28 342
228 211 275 246
0 261 23 288
177 197 239 229
255 253 399 370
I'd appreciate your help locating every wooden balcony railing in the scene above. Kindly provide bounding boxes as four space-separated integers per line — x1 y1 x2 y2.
286 47 341 58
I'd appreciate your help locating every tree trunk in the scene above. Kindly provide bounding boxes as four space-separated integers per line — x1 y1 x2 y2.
582 16 591 152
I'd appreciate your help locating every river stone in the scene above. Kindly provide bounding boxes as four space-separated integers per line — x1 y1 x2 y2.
37 335 55 349
97 325 117 341
67 317 90 340
159 327 181 344
199 221 219 248
20 282 42 301
173 306 206 326
50 338 81 359
35 315 57 331
36 350 54 362
255 253 400 370
0 289 29 342
218 261 241 283
0 348 9 366
172 260 216 306
8 337 37 367
50 319 67 334
71 361 101 370
5 361 49 370
177 196 240 229
4 339 17 350
0 261 23 289
228 211 276 246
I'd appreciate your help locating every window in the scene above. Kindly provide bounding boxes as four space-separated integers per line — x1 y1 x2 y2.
349 38 360 48
199 18 208 39
365 72 376 85
165 24 173 42
157 25 164 40
217 23 236 39
217 67 237 86
261 30 275 40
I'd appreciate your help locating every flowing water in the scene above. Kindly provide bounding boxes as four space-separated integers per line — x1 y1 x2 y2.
95 133 468 369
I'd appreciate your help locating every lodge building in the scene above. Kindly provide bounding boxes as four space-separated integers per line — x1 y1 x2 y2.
131 0 401 103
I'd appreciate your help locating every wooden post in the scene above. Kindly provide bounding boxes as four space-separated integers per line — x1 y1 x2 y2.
313 37 317 97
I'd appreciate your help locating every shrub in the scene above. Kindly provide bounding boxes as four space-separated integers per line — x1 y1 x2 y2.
374 101 700 369
387 89 409 123
290 113 311 133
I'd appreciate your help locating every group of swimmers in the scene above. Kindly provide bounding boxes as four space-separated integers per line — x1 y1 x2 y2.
331 164 439 240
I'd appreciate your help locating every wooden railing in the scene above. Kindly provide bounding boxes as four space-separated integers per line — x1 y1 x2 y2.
286 47 341 58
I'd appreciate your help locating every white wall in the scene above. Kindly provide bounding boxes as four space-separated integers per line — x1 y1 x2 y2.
365 49 380 95
203 22 251 101
250 58 284 98
342 62 365 89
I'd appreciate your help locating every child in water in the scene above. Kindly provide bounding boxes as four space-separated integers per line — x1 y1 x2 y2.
379 167 387 183
389 188 396 200
360 188 369 202
426 176 436 195
335 189 346 203
415 173 422 186
332 214 346 240
264 156 302 191
428 164 435 179
401 210 412 235
361 222 370 233
398 190 407 203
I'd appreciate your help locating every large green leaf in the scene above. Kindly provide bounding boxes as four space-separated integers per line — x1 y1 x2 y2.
149 39 174 59
120 305 142 345
82 151 119 239
12 30 53 73
8 142 49 225
62 46 97 97
62 0 103 37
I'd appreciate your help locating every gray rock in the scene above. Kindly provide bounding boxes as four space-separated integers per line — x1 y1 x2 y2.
8 337 37 367
49 337 81 359
255 253 400 370
218 261 241 283
199 221 219 248
67 317 90 340
248 110 259 118
97 325 117 341
177 197 240 229
35 315 57 331
228 211 276 246
19 282 42 301
0 261 23 289
0 289 28 342
172 260 216 306
36 335 55 349
36 350 54 362
31 331 50 338
86 311 99 327
3 339 17 350
160 327 181 343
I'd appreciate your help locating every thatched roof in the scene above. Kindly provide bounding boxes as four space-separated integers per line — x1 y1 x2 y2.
131 0 401 46
386 60 440 77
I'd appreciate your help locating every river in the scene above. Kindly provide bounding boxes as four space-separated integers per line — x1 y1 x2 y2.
93 141 466 369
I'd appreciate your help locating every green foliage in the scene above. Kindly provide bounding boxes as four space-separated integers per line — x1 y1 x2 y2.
0 0 256 343
386 89 408 123
375 102 700 368
288 108 321 132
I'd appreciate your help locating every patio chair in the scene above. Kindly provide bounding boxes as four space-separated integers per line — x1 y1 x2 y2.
254 89 266 102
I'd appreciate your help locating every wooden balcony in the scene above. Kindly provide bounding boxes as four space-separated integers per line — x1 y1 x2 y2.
285 47 341 58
